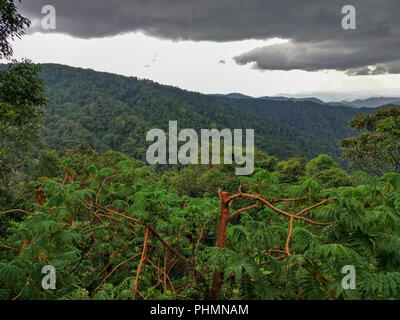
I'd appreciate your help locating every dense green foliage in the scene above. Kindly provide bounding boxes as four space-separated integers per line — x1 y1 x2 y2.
35 64 372 161
0 61 47 234
1 148 400 300
340 107 400 175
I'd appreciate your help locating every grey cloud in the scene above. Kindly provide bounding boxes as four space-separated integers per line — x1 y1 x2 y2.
387 61 400 74
16 0 400 74
234 40 400 75
345 64 390 76
345 67 375 76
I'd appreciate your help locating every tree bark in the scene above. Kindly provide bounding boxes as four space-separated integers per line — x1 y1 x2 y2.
210 190 231 299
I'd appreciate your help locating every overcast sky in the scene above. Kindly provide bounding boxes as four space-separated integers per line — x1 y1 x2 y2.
10 0 400 101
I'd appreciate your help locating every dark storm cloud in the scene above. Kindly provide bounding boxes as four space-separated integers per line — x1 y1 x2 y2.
234 40 400 75
17 0 400 74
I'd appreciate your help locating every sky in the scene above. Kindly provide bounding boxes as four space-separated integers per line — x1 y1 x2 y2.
10 0 400 101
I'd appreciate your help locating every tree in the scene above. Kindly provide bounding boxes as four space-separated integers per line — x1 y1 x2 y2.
312 167 352 188
0 3 43 182
0 61 47 125
0 5 47 227
306 154 338 177
0 61 47 180
34 150 62 179
0 0 30 59
306 154 352 188
340 107 400 175
255 150 278 172
277 158 306 184
0 61 47 235
210 184 331 299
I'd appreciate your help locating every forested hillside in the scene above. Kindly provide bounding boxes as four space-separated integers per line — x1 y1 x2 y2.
37 64 372 161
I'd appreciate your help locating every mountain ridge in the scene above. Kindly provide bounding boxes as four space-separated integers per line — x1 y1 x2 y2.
31 63 375 162
210 92 400 109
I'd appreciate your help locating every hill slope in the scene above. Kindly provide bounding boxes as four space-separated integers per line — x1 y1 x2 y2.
37 64 372 161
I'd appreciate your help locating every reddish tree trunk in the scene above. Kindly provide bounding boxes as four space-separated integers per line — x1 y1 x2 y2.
35 186 46 206
211 191 231 299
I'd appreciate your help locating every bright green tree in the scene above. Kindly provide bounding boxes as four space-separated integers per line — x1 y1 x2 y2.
340 107 400 175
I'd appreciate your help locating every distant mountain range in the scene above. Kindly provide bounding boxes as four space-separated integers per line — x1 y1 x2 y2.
213 93 400 109
211 93 326 104
336 97 400 108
